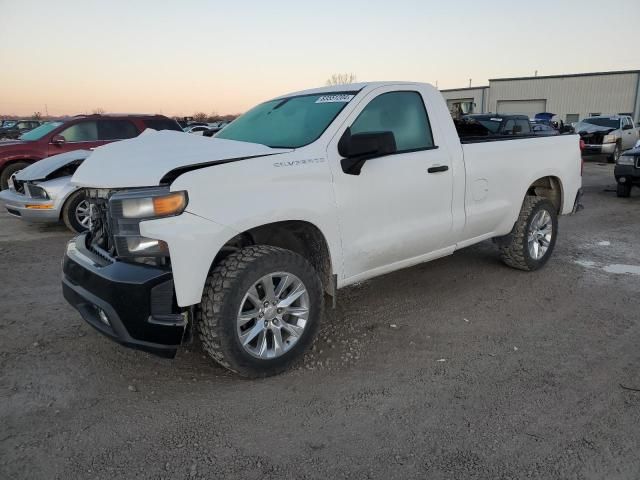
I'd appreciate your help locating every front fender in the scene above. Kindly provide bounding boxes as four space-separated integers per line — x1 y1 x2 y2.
140 213 239 307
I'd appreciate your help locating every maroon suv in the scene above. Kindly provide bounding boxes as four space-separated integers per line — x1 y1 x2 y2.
0 114 182 189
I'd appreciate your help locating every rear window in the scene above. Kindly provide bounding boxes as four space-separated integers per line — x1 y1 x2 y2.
97 120 139 140
143 118 182 131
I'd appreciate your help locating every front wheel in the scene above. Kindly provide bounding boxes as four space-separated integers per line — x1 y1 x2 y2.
198 245 323 378
499 196 558 271
608 143 621 164
617 183 632 198
0 161 30 190
62 189 90 233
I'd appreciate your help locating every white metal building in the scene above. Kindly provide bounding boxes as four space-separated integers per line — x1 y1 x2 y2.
440 70 640 124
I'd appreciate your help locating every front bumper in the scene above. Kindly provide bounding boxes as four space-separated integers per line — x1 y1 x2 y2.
0 188 60 221
582 143 616 156
62 233 188 358
614 164 640 185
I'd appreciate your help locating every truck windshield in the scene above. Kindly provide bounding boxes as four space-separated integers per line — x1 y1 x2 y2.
582 118 620 129
216 92 357 148
19 122 63 141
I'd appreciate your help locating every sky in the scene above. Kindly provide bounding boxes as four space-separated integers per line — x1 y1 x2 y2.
1 0 638 117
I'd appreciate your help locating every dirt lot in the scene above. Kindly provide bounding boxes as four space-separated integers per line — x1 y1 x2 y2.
1 162 639 479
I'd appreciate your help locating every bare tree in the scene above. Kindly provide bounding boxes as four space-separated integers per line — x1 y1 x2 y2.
32 111 42 120
326 73 357 86
92 107 105 115
192 112 208 122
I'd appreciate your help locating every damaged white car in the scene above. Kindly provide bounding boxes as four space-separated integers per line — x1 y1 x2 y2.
0 149 92 232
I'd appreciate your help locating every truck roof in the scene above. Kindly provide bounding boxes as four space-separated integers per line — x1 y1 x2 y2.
273 81 434 100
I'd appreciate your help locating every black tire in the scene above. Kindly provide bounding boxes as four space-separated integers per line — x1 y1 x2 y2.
608 143 621 164
62 189 90 233
617 182 632 198
198 245 324 378
499 196 558 271
0 161 30 190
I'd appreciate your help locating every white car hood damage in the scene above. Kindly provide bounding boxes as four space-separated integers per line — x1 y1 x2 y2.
15 149 91 181
71 130 292 188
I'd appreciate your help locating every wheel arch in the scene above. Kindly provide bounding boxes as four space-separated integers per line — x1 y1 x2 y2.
526 175 564 214
212 220 335 296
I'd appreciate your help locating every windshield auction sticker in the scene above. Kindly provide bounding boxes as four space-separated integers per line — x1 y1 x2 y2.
315 94 355 103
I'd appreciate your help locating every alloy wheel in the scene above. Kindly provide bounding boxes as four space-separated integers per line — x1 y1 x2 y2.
527 209 553 260
75 200 91 229
236 271 310 359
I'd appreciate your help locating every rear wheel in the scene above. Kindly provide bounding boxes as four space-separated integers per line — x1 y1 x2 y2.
198 245 323 377
617 182 632 198
499 196 558 271
0 161 30 190
62 189 90 233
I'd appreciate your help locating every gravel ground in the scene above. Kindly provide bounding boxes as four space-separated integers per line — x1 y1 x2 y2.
1 162 639 480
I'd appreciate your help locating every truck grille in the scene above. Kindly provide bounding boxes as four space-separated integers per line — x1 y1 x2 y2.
579 131 604 145
86 190 116 257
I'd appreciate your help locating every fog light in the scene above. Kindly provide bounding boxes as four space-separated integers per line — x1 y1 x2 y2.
619 177 627 183
97 308 110 326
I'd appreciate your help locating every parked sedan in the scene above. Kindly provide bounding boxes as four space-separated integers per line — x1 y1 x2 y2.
0 150 91 232
0 120 41 140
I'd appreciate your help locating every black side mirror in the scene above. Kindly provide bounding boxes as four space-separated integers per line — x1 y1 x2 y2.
622 124 633 130
338 128 397 175
51 134 66 146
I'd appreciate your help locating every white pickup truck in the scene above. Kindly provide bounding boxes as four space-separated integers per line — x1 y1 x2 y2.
62 82 583 377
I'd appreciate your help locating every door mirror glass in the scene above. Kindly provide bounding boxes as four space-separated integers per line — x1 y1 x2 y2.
338 128 397 175
51 134 66 145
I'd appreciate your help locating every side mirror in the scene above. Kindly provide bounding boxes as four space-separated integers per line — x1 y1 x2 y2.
51 134 66 146
338 128 397 175
622 124 633 130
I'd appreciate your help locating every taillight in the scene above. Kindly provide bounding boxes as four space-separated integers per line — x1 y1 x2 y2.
579 139 585 151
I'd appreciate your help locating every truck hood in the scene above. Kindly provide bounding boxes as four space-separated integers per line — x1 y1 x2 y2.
71 130 293 188
15 149 91 181
576 123 616 135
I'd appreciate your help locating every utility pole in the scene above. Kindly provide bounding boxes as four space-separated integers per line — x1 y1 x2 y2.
45 104 48 117
469 78 472 88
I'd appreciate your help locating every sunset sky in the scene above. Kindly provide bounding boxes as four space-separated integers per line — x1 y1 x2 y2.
1 0 638 117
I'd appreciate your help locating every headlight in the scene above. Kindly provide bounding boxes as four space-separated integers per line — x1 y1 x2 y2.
617 155 635 166
27 184 49 199
603 134 617 144
114 236 169 257
120 191 187 218
108 188 188 258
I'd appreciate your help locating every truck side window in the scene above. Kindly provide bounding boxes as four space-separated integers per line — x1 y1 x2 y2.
351 91 434 151
514 119 531 134
59 121 99 142
502 119 515 134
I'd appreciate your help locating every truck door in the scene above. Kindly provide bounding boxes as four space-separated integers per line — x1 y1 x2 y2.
328 87 454 280
622 117 637 149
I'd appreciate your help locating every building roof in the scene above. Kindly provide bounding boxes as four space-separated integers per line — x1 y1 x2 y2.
489 69 640 82
439 86 489 92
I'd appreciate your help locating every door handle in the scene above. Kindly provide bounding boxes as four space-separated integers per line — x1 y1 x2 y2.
428 165 449 173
